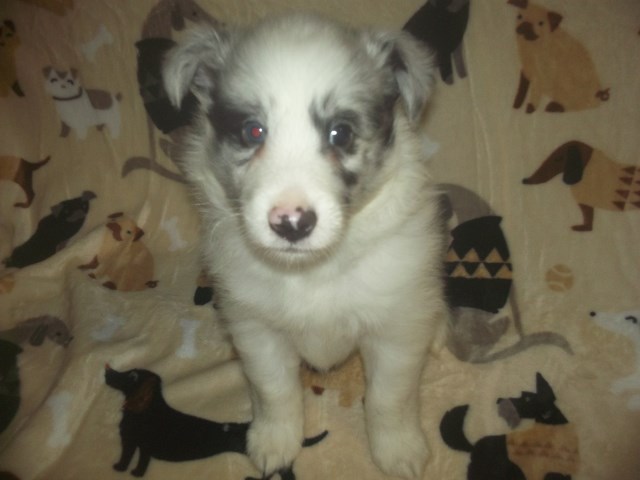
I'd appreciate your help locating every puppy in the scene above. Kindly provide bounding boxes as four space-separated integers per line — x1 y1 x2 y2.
163 14 446 478
509 0 609 113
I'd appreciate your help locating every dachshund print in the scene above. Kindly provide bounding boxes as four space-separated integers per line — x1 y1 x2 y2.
509 0 609 113
523 141 640 231
0 155 50 207
104 365 328 478
18 0 74 16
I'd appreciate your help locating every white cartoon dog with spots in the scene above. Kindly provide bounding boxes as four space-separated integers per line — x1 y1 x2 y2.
590 309 640 410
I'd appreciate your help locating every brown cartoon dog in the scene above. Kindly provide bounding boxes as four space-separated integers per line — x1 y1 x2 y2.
79 213 158 291
0 20 24 97
509 0 609 113
0 155 50 207
18 0 74 16
523 141 640 231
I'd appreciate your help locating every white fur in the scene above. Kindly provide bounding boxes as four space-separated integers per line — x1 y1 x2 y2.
164 14 445 478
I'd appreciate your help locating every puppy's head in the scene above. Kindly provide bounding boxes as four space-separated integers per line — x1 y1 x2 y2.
163 14 434 265
509 0 562 41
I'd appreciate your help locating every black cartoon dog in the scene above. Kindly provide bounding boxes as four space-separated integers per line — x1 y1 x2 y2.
404 0 470 84
0 316 72 433
3 191 96 268
439 184 571 363
121 0 218 182
105 365 328 478
0 340 22 433
440 373 579 479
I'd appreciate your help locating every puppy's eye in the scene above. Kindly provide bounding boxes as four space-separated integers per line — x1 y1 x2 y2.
329 123 354 150
242 121 267 146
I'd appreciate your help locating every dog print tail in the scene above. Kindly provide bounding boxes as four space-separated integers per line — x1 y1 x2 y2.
302 430 329 448
31 156 51 171
440 405 474 452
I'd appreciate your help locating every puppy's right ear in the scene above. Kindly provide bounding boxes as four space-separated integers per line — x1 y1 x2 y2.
163 26 232 110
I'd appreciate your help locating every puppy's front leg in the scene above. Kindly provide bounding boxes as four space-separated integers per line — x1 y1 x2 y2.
361 336 429 479
231 320 304 475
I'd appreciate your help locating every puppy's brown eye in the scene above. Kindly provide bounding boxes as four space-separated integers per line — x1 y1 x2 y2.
329 124 354 150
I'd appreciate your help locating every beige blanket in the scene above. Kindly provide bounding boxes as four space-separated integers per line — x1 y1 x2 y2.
1 0 639 478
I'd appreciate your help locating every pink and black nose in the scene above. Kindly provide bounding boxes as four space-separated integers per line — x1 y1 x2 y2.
269 206 317 243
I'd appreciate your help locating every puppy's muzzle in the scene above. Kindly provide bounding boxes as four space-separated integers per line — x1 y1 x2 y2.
269 206 317 243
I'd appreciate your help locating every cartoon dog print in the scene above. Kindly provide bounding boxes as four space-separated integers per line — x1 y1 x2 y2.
0 315 72 347
509 0 609 113
3 191 96 268
0 19 24 97
18 0 74 16
104 365 328 479
43 67 122 140
523 141 640 231
404 0 470 85
590 309 640 410
0 315 71 433
121 0 218 183
440 373 579 479
0 155 50 207
440 183 572 363
79 213 158 291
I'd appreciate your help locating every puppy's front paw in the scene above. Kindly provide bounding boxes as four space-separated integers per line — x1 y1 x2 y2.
247 417 303 475
369 423 428 479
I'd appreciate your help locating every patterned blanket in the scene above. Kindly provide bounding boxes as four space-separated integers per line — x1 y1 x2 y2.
1 1 639 479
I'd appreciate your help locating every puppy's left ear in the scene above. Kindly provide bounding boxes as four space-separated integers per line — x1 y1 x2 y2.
362 30 435 124
162 26 233 110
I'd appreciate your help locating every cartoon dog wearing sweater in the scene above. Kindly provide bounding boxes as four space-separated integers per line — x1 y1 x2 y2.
509 0 609 113
440 373 579 479
590 310 640 410
43 67 121 140
523 141 640 231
